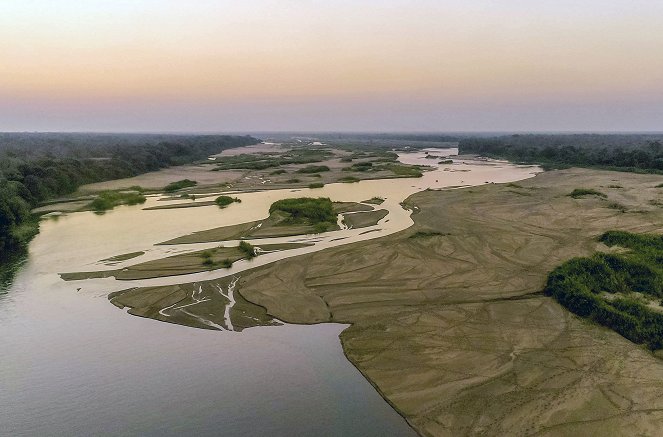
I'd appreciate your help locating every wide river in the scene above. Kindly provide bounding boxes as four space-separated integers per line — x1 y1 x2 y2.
0 149 539 436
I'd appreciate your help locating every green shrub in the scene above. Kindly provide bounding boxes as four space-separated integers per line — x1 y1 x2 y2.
220 258 233 268
89 191 146 212
286 178 301 183
269 197 335 225
270 169 287 175
164 179 197 192
568 188 607 199
308 182 324 189
338 176 360 183
215 195 241 208
238 241 256 259
545 231 663 350
297 165 330 173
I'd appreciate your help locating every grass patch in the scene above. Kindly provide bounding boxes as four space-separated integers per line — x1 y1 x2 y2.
568 188 607 199
164 179 197 192
608 185 623 189
269 197 336 233
545 231 663 350
215 149 333 171
505 182 523 188
89 191 146 212
338 176 360 183
364 197 384 205
285 178 301 183
308 182 324 189
297 165 330 173
656 183 663 188
386 164 423 178
438 159 453 164
270 169 287 175
215 195 241 208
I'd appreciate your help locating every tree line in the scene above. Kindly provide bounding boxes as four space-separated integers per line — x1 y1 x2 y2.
0 133 259 262
458 134 663 172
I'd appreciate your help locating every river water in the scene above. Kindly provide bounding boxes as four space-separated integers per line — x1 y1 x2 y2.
0 149 539 436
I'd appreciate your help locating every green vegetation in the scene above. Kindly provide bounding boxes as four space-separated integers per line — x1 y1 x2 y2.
164 179 197 192
568 188 607 199
657 183 663 188
308 182 324 189
238 241 256 259
459 134 663 173
269 197 335 227
338 176 360 183
270 169 287 175
215 148 332 171
343 162 374 172
365 197 385 205
545 231 663 350
296 165 330 174
387 164 423 178
409 231 448 239
215 195 241 208
89 191 146 213
608 185 623 189
220 258 233 268
439 159 453 164
340 157 353 162
0 133 258 262
285 178 301 183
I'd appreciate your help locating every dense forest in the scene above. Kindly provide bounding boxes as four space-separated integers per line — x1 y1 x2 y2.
459 134 663 173
0 133 258 262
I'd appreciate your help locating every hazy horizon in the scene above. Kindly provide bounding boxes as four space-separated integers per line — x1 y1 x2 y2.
2 1 662 132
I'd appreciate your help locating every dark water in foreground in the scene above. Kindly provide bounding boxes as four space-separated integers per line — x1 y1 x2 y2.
0 260 415 436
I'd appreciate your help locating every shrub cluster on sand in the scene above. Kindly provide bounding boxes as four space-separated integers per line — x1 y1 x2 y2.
269 197 336 226
297 165 330 174
215 195 241 208
545 231 663 350
238 241 256 259
308 182 324 189
164 179 197 192
568 188 607 199
89 191 146 212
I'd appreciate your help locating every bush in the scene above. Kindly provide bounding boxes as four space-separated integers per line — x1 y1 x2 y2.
89 191 146 212
308 182 324 189
164 179 197 192
286 178 301 183
338 176 360 183
238 241 256 259
545 231 663 349
215 195 241 208
270 169 287 175
568 188 607 199
269 197 335 225
297 165 330 174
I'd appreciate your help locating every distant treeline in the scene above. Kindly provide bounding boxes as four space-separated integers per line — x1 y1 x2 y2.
458 134 663 173
0 133 259 261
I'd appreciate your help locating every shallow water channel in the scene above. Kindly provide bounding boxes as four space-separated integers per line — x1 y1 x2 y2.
0 149 539 436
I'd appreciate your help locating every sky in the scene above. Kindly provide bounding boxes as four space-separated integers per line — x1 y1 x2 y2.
1 0 662 132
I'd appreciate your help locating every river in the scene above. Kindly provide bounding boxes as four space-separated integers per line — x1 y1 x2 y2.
0 148 539 436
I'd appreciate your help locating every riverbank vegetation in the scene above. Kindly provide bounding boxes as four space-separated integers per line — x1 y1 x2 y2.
214 148 332 171
269 197 335 226
545 231 663 350
459 134 663 173
89 191 146 212
0 133 258 262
